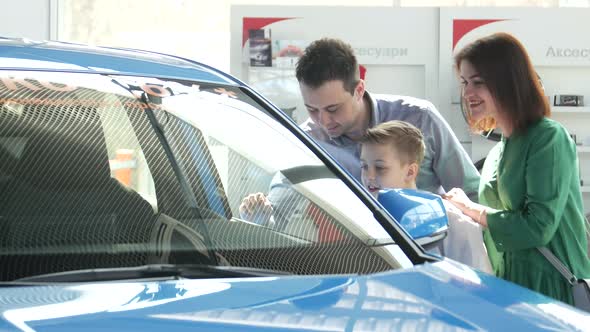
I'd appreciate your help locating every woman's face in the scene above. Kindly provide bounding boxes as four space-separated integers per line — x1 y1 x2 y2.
459 60 499 124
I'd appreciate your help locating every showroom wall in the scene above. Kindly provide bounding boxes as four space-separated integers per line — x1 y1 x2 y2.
0 0 55 40
54 0 568 72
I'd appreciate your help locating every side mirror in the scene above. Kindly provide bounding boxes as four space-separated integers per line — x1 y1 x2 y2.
377 188 448 252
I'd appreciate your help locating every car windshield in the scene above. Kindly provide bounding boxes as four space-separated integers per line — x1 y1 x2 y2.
0 71 412 281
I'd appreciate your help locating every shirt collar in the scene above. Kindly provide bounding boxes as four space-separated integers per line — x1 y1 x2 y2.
365 90 379 128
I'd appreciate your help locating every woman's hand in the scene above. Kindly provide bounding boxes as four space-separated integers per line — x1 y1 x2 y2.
443 188 473 212
443 188 488 228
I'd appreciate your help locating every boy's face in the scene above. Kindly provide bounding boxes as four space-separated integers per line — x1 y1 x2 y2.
360 142 415 197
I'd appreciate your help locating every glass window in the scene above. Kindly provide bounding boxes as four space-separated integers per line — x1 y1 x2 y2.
0 71 410 281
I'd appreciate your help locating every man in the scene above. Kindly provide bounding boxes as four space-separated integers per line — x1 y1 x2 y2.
239 37 480 226
296 37 480 199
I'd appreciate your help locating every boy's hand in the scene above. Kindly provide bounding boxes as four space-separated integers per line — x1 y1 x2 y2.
239 192 274 225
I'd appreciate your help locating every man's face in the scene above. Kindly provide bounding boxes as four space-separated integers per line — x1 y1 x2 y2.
300 80 363 138
360 142 413 198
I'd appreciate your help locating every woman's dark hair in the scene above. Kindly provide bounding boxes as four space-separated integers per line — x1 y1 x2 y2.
454 32 549 134
295 38 359 94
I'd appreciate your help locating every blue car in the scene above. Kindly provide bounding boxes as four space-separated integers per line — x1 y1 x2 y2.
0 38 588 331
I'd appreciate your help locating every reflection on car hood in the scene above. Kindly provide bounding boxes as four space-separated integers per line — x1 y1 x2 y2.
0 260 588 331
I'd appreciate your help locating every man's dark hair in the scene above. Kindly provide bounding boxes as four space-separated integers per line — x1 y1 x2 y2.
454 32 549 134
296 38 359 94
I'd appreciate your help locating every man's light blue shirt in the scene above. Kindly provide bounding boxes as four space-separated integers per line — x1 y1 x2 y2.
300 92 481 201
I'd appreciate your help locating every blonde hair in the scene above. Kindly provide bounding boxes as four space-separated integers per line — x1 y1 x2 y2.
361 120 425 165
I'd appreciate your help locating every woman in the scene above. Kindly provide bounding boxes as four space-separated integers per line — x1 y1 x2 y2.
444 32 590 304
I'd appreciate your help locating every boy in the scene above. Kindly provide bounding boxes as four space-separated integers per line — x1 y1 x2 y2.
360 120 492 273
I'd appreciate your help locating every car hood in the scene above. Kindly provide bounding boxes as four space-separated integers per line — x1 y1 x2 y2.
0 260 588 331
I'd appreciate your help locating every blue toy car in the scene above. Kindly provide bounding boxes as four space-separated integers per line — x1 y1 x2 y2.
0 38 588 331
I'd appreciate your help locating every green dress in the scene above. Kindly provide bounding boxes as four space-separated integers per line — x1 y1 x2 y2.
480 117 590 304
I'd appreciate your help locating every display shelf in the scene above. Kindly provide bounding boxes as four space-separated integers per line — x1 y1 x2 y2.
577 146 590 153
551 106 590 113
582 186 590 193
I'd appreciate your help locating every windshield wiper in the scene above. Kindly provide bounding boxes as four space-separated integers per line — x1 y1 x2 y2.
3 264 290 284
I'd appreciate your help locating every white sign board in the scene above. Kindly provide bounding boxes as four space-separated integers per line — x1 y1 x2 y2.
230 6 439 123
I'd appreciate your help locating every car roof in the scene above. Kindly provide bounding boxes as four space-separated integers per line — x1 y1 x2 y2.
0 37 239 85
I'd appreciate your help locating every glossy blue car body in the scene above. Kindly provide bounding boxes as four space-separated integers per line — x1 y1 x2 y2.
0 38 588 331
1 259 588 331
1 260 588 331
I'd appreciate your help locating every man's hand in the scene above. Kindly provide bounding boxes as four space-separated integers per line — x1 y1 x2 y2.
239 192 274 226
